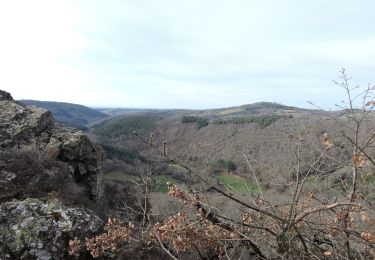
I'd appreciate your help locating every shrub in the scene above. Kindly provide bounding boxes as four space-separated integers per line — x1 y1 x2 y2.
182 115 209 129
196 117 209 129
0 147 87 206
217 159 237 173
181 115 200 123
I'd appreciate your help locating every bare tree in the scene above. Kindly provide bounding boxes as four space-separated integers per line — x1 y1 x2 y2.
75 70 375 259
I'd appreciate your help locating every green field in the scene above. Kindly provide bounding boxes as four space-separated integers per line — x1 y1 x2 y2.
105 171 258 194
218 174 258 193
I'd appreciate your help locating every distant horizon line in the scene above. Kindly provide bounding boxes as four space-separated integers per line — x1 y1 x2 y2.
20 98 322 111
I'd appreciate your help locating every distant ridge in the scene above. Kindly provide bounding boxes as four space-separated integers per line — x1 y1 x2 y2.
19 99 320 131
20 100 108 131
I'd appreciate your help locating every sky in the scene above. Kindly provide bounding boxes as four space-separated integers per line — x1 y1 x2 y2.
0 1 374 109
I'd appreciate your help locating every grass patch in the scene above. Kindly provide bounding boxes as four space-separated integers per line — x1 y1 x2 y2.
152 175 173 192
218 174 258 193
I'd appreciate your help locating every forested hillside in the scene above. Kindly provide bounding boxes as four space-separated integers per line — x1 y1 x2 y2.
92 101 363 190
21 100 108 131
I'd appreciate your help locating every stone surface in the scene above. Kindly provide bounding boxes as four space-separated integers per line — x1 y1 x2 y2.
0 198 103 259
0 91 107 258
0 170 16 184
0 90 13 101
0 90 104 199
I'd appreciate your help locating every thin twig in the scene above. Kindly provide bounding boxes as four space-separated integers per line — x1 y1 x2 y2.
155 233 178 260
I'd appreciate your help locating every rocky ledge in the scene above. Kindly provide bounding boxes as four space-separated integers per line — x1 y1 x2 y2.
0 90 104 199
0 90 108 259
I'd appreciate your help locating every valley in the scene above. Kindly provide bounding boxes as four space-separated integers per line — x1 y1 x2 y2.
3 88 374 258
21 99 374 205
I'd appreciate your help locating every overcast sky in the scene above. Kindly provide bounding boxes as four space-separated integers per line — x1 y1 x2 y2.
0 1 374 109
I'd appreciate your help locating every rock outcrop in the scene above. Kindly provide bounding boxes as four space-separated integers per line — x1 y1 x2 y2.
0 90 13 101
0 198 103 259
0 90 107 258
0 90 104 199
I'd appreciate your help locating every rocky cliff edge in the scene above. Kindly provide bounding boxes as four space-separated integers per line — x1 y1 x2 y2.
0 90 105 200
0 90 106 259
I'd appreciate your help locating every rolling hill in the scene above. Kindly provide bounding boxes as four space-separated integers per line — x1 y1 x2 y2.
20 100 109 131
16 98 374 219
19 99 364 188
92 102 356 183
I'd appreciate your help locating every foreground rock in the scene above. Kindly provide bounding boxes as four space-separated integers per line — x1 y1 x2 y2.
0 90 104 200
0 90 108 258
0 198 103 259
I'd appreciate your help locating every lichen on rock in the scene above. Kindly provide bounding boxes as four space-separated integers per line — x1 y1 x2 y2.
0 198 103 259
